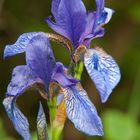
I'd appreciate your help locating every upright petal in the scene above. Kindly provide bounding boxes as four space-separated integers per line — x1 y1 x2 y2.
84 47 121 103
51 0 61 21
3 65 43 140
92 0 104 32
95 0 104 21
4 32 43 59
63 84 103 136
26 34 56 90
47 0 87 48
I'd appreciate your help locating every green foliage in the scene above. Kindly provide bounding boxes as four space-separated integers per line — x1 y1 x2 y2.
129 2 140 23
0 118 15 140
102 110 140 140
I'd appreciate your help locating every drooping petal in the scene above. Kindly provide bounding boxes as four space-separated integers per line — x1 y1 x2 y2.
3 65 44 139
3 97 30 140
4 32 43 59
47 0 87 48
51 62 79 87
98 7 114 25
84 47 121 103
37 102 48 140
26 34 56 90
6 65 44 96
63 84 103 136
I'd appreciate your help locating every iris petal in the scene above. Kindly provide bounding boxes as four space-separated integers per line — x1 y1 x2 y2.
63 84 103 136
6 65 44 96
84 47 121 103
3 65 43 140
4 32 43 59
52 62 79 87
3 97 30 140
98 7 114 25
47 0 87 48
51 0 61 21
26 34 56 90
37 103 47 140
46 16 69 39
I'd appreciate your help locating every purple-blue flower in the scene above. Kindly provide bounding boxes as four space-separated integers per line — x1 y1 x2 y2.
3 0 121 139
46 0 114 48
3 33 103 139
46 0 120 103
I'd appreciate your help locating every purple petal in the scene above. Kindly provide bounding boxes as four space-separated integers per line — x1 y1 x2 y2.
79 12 95 47
37 102 48 139
46 16 69 39
3 97 30 140
6 65 44 96
3 65 44 139
93 0 104 31
51 0 61 21
26 34 56 90
51 62 79 87
47 0 87 48
84 48 121 103
4 32 43 59
63 84 103 136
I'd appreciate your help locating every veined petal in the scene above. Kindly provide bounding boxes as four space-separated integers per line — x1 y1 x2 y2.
95 0 104 20
98 7 114 25
26 34 56 90
84 47 121 103
63 84 103 136
37 103 48 140
3 97 30 140
52 62 79 87
48 0 87 48
6 65 44 96
4 32 43 59
3 65 44 139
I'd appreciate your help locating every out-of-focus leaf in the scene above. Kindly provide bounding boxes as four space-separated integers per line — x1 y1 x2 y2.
102 110 138 140
129 3 140 23
0 118 15 139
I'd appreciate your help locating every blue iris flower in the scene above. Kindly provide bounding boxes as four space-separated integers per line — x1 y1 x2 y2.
3 0 121 139
46 0 114 48
46 0 120 103
3 33 103 139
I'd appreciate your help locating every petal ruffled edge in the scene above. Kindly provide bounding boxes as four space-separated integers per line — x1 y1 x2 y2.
4 32 43 59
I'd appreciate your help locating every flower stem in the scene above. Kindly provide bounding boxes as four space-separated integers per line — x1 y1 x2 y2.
47 97 57 140
48 61 84 140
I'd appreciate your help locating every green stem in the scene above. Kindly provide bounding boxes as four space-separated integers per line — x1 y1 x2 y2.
48 61 84 140
47 97 57 140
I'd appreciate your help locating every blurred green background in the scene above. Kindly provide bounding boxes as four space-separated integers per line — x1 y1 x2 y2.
0 0 140 140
